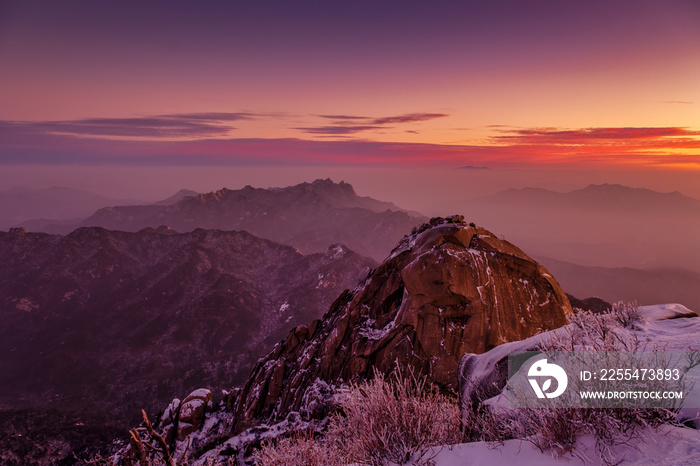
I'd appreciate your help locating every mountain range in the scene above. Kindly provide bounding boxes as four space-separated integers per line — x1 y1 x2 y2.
0 225 375 463
30 179 425 262
465 183 700 273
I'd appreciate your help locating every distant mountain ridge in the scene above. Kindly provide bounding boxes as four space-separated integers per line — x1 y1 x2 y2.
486 183 700 212
536 256 700 312
465 183 700 272
44 179 425 261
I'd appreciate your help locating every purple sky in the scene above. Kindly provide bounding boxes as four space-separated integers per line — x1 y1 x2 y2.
1 0 699 202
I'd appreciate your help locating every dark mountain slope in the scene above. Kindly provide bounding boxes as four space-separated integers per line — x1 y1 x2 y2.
0 226 375 428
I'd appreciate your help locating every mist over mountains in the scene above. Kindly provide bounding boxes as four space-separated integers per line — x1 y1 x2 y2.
0 187 141 231
466 183 700 272
537 256 700 312
6 180 699 309
5 179 699 309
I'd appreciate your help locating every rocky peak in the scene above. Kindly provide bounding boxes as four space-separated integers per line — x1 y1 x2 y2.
69 180 424 261
309 178 356 195
189 179 356 206
228 217 573 431
192 188 233 203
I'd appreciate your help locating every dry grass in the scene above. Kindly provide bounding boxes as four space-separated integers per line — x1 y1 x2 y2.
254 368 461 466
254 431 342 466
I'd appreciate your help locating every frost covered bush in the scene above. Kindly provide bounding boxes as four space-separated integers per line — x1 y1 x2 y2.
535 301 648 353
326 368 461 465
507 406 677 462
611 300 644 329
254 368 461 466
254 431 343 466
459 302 687 464
462 385 680 464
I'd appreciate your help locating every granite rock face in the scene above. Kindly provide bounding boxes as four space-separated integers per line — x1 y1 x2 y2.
230 217 573 431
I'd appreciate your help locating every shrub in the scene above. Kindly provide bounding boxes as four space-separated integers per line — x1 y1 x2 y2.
611 300 644 329
326 368 461 465
254 431 343 466
254 368 461 466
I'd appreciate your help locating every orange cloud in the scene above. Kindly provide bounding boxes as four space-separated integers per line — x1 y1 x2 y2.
488 127 700 168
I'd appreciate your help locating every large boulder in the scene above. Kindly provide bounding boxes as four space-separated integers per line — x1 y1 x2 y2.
177 389 212 440
229 217 573 431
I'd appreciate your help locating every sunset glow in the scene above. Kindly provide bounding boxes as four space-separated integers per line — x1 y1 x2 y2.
1 0 699 179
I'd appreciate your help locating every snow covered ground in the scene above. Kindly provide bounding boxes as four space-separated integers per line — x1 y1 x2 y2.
425 425 700 466
425 304 700 465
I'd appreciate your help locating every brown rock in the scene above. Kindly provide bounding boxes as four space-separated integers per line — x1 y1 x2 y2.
176 389 211 440
230 219 573 432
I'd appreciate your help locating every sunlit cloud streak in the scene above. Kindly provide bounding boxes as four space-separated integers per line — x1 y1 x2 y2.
317 115 371 120
155 112 257 121
494 127 700 143
487 127 700 168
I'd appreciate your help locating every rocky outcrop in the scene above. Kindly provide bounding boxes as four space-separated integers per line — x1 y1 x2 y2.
177 389 213 440
229 217 573 432
156 388 215 448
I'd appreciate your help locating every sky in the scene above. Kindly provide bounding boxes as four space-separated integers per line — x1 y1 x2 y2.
1 0 700 203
